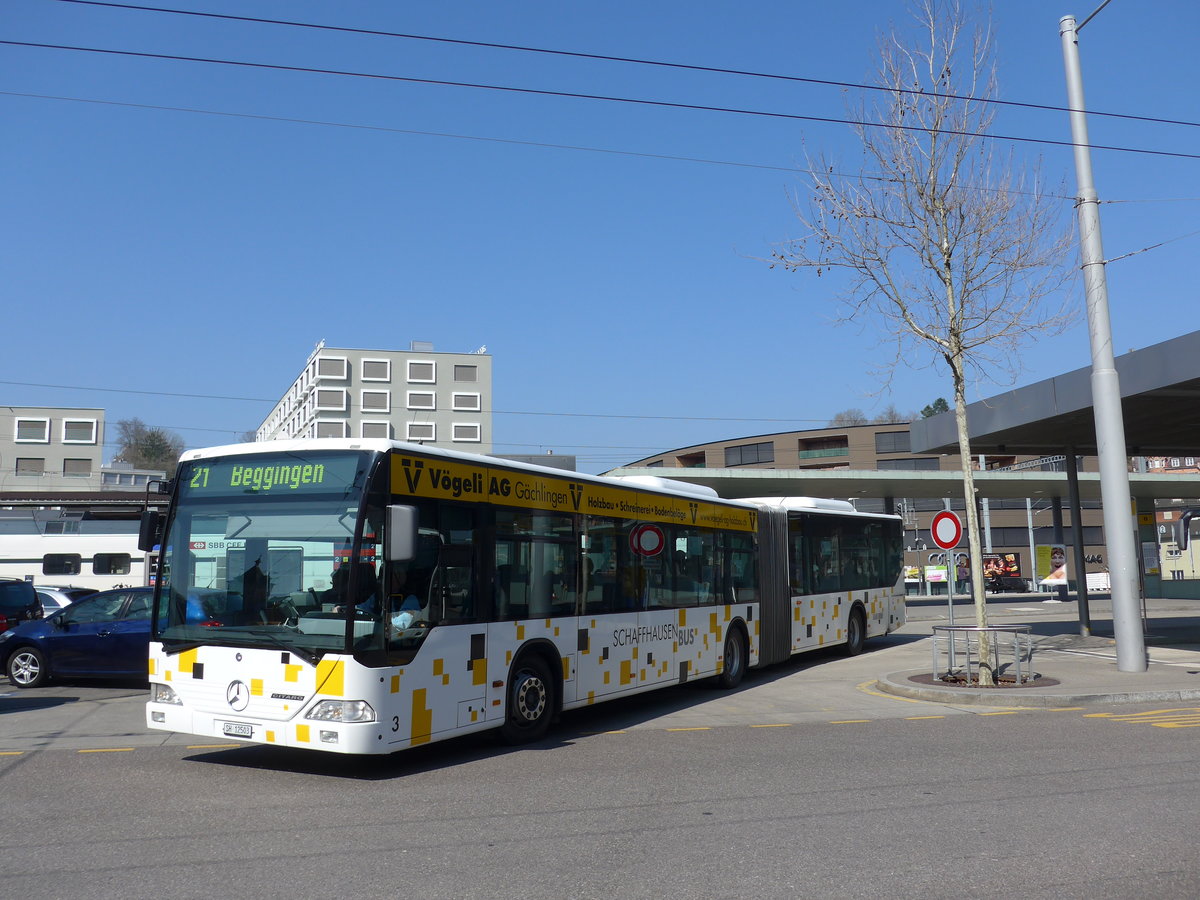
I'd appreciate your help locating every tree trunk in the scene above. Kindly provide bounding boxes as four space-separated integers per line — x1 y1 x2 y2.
950 358 994 685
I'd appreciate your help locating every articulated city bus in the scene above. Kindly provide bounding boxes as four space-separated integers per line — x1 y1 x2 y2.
143 439 904 755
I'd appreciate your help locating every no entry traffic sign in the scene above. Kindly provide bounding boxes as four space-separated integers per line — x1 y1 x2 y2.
931 510 963 550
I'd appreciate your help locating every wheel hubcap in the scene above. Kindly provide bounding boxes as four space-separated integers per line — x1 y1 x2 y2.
12 653 39 685
726 635 741 674
514 672 547 722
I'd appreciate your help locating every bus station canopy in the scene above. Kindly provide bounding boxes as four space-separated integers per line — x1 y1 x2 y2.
910 329 1200 458
612 330 1200 503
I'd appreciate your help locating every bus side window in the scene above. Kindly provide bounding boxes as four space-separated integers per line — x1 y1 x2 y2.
725 533 757 604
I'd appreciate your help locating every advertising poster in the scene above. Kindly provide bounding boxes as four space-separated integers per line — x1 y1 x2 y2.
1036 544 1068 585
925 565 948 583
983 552 1022 579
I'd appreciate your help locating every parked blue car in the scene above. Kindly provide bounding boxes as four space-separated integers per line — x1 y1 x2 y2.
0 587 161 688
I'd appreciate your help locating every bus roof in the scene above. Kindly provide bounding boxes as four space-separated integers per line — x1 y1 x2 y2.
743 496 902 520
177 439 756 507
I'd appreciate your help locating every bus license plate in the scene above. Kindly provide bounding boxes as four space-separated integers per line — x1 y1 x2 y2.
223 722 253 738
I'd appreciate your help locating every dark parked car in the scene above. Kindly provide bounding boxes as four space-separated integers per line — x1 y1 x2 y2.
0 578 42 635
0 587 159 688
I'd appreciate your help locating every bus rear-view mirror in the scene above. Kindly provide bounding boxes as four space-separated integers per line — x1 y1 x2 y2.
387 505 418 561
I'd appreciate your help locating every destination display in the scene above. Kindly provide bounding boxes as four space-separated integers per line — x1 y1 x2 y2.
179 451 369 498
391 453 757 531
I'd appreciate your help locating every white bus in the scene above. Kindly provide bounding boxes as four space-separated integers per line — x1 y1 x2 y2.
0 511 153 590
144 440 904 754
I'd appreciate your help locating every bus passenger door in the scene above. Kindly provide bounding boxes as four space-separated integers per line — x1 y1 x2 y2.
572 518 639 703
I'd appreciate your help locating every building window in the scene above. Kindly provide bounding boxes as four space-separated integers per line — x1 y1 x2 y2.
62 419 98 444
724 442 774 466
407 391 436 410
875 431 912 454
15 418 50 443
361 390 390 413
316 421 348 438
452 423 481 442
361 421 391 439
361 358 391 382
408 360 436 383
16 458 45 476
63 458 92 477
94 553 131 576
454 364 478 382
317 356 348 379
316 389 347 411
452 392 481 411
43 554 82 576
407 422 436 441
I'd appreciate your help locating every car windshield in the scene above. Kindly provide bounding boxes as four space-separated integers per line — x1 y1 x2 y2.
155 450 382 659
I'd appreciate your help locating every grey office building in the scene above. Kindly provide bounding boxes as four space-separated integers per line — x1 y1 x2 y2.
257 342 493 453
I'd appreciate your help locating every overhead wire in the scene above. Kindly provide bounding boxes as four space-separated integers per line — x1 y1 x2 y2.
6 39 1200 162
50 0 1200 132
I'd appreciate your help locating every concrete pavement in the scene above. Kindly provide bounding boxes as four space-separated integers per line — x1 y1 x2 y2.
877 594 1200 707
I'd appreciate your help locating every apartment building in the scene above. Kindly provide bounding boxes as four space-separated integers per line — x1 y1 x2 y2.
2 406 105 492
256 341 493 453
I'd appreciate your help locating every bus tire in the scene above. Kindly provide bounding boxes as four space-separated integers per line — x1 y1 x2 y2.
716 625 747 689
498 653 555 744
845 606 866 657
7 646 48 688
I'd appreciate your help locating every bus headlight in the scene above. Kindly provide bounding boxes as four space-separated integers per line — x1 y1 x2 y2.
306 700 376 724
151 683 182 705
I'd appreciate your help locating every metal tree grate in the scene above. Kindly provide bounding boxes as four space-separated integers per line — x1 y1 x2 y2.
931 624 1035 686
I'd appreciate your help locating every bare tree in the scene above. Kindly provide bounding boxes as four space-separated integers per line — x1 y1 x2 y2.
113 418 186 478
829 408 869 426
870 404 915 424
771 1 1076 681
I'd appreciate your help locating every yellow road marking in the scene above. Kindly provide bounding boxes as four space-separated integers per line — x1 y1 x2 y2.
1085 708 1200 728
0 751 24 756
979 711 1020 716
856 679 921 702
665 727 711 732
581 730 626 735
830 719 870 724
905 715 945 720
186 744 242 749
750 723 793 728
77 748 135 753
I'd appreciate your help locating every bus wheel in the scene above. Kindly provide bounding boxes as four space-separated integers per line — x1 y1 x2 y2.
717 626 747 689
498 654 554 744
7 647 48 688
845 607 866 657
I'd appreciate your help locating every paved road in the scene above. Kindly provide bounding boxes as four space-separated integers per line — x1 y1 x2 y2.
5 604 1200 897
4 691 1199 899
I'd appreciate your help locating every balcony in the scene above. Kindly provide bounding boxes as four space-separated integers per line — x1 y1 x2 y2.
797 447 850 460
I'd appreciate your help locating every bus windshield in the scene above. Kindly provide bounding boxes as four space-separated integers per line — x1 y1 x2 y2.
154 449 382 659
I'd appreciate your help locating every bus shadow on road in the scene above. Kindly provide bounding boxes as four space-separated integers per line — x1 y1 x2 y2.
180 729 576 780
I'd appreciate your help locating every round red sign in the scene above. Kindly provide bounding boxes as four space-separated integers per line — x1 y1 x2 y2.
931 511 963 550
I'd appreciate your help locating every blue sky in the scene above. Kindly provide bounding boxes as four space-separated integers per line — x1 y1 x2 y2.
3 0 1199 474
